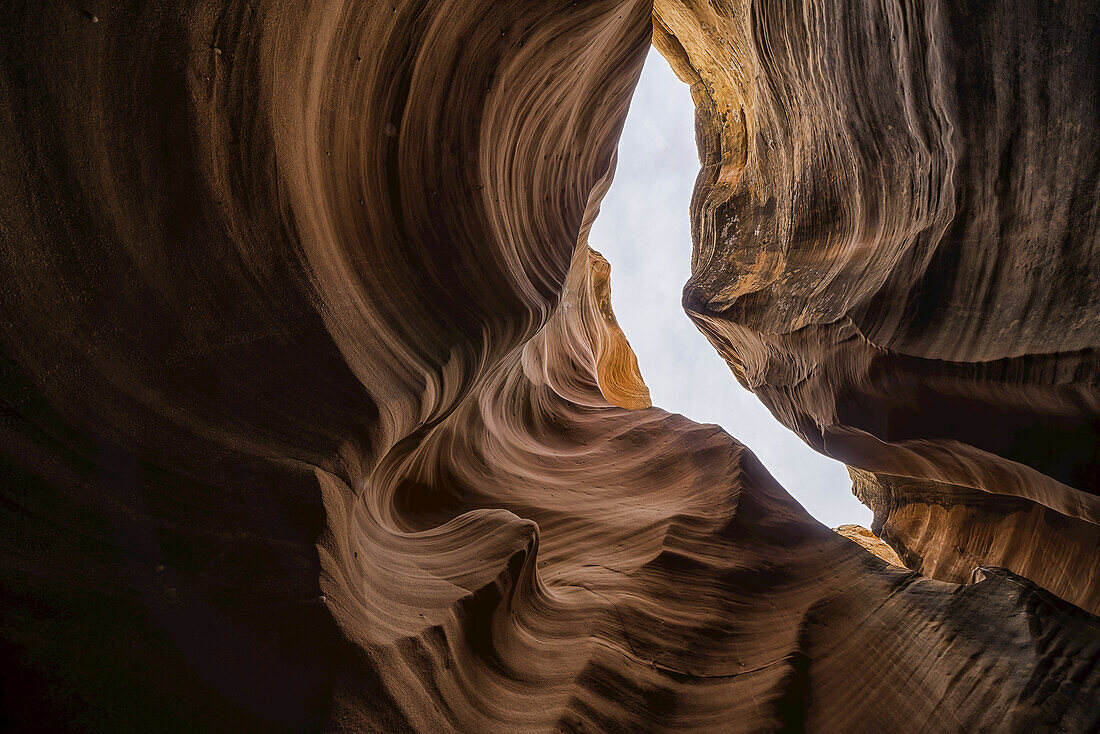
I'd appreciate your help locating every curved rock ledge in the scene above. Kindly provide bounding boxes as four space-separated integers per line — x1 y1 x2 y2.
0 0 1097 731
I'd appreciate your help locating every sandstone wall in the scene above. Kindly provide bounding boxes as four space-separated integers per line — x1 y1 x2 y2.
0 1 1096 731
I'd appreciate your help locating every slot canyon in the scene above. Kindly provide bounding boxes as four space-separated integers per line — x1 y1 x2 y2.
0 0 1097 731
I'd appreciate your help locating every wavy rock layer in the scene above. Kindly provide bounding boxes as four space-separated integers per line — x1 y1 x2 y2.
660 0 1100 614
0 1 1097 733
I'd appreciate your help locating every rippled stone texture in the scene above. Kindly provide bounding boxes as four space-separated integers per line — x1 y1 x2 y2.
0 0 1097 732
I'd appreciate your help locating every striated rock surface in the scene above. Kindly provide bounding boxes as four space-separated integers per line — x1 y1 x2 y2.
851 468 1100 614
0 1 1096 733
664 0 1100 616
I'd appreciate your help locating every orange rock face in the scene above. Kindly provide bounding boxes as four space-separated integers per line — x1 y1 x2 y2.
833 524 905 567
0 1 1096 732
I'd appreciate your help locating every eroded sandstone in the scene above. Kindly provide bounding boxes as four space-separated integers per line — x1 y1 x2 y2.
0 0 1096 731
663 0 1100 618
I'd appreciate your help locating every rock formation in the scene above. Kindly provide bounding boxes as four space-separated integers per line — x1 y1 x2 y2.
0 1 1096 733
832 523 904 567
658 0 1100 615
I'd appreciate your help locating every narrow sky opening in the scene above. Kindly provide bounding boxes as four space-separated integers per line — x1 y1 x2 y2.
590 49 873 529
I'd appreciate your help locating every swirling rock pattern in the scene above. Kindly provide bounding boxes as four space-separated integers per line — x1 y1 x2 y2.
0 1 1096 733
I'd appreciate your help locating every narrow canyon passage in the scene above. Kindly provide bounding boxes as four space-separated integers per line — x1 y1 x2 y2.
590 49 872 528
0 0 1096 731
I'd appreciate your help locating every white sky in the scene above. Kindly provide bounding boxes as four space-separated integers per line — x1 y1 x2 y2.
589 49 873 529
